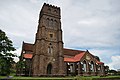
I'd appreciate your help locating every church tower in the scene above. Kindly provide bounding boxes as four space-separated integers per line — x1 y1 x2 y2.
32 3 65 76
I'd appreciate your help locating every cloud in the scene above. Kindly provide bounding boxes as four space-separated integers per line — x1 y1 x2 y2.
0 0 40 46
59 1 120 49
107 55 120 70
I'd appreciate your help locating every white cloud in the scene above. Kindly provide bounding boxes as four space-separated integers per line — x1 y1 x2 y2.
78 19 97 25
107 55 120 70
30 0 38 3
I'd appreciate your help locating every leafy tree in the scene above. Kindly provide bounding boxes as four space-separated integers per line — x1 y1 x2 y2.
0 29 16 75
16 60 25 69
109 69 117 75
117 70 120 75
94 56 100 61
104 65 109 75
16 59 25 75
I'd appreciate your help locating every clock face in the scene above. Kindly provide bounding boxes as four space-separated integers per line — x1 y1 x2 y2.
86 55 91 60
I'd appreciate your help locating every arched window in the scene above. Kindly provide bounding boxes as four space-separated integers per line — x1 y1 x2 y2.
90 61 94 72
70 64 73 73
53 20 57 27
46 18 49 27
81 62 84 71
49 19 53 27
51 46 53 53
48 43 53 54
83 60 87 72
48 46 50 53
98 65 101 72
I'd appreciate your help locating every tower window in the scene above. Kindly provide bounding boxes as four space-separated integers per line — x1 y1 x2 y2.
54 20 57 27
47 18 50 27
48 43 53 54
50 19 53 27
51 46 53 53
48 47 50 53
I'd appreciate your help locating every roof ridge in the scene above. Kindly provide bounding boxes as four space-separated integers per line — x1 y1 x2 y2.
23 42 33 45
64 48 85 52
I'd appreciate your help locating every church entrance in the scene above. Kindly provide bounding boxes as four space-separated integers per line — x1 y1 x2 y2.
47 63 52 74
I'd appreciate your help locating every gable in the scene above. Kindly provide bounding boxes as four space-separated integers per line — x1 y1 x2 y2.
79 51 92 62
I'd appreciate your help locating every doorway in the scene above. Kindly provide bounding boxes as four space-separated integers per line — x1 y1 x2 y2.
47 63 52 74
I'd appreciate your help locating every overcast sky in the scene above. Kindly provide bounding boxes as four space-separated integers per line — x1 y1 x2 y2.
0 0 120 70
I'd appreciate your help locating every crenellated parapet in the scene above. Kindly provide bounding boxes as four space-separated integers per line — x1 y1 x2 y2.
39 3 61 19
44 3 60 9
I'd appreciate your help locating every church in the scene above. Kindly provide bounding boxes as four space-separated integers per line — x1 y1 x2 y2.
17 3 107 76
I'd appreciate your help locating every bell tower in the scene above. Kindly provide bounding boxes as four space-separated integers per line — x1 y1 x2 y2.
32 3 65 76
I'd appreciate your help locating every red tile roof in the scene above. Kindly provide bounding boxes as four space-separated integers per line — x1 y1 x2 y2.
63 48 85 56
74 52 85 61
64 57 75 62
96 60 104 64
23 54 33 59
64 52 85 62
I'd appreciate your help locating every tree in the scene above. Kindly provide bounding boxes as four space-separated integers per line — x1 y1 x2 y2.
16 56 25 76
0 29 16 76
94 56 100 61
109 69 117 75
104 65 109 75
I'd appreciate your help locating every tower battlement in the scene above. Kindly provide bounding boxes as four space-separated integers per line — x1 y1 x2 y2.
44 3 60 9
40 3 61 18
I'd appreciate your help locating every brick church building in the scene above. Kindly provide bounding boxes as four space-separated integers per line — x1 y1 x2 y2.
17 3 107 76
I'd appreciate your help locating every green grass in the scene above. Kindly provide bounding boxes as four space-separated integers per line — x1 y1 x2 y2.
0 75 120 80
0 76 6 79
75 76 120 80
0 76 75 80
13 76 75 79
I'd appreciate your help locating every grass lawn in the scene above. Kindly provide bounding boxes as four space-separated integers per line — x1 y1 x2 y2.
75 76 120 80
0 76 75 80
13 76 75 79
0 75 120 80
